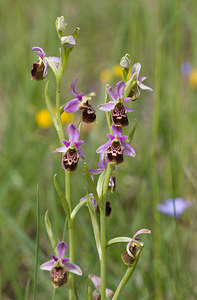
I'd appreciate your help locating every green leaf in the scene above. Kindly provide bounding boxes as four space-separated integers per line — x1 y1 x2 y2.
97 170 106 199
86 194 101 259
45 82 58 130
123 72 137 98
84 163 102 208
53 174 71 220
71 198 87 221
126 119 137 144
44 210 57 253
107 237 132 248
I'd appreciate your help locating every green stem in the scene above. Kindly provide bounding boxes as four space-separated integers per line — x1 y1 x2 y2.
112 247 143 300
65 171 75 300
100 163 114 300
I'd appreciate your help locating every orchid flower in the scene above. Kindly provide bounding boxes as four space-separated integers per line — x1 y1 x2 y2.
129 63 153 100
99 81 134 127
121 229 151 265
31 47 60 80
64 79 96 123
40 241 82 288
96 125 136 164
55 123 85 171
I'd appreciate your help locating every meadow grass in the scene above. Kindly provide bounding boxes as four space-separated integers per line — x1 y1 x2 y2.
0 0 197 299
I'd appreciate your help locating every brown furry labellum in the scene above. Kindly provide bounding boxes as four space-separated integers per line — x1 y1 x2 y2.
80 101 96 123
62 147 79 172
50 266 68 288
107 139 124 164
111 103 129 127
31 60 46 80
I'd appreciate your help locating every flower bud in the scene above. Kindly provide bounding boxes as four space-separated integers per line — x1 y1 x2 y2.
120 56 130 69
50 266 68 288
56 16 66 32
61 36 76 48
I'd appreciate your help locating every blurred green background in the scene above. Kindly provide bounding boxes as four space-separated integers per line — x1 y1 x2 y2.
0 0 197 299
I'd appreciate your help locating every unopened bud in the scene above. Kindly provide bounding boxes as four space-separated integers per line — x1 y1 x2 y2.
56 16 66 32
120 56 130 69
61 36 76 48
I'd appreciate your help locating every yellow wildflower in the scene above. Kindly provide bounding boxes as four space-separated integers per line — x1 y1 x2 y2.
61 112 73 123
100 69 112 83
112 65 123 78
189 69 197 88
36 109 51 128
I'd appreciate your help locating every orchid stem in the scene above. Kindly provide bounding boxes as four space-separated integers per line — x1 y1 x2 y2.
54 49 75 300
66 171 75 300
100 163 114 300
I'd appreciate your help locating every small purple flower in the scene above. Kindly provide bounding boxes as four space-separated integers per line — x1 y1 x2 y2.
121 229 151 266
181 62 192 77
157 198 192 219
90 274 114 299
55 123 85 172
99 81 134 127
96 125 136 164
64 79 96 123
129 63 153 100
31 47 60 80
40 241 82 288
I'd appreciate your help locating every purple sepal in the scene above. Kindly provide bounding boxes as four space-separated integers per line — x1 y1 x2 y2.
68 123 79 142
64 99 80 113
96 141 111 154
98 101 115 111
57 241 67 258
107 86 118 101
40 259 55 271
116 81 125 98
122 141 136 157
71 79 83 100
63 262 82 275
